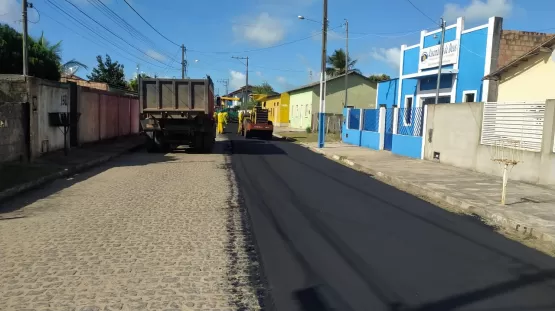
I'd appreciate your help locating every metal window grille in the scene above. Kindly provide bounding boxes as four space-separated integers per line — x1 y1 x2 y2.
397 107 424 136
481 101 545 152
385 108 395 134
348 108 361 130
362 109 379 132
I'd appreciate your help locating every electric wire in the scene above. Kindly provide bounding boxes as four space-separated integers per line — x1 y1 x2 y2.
404 0 440 26
122 0 181 47
86 0 177 61
188 25 343 55
57 0 172 67
42 1 178 71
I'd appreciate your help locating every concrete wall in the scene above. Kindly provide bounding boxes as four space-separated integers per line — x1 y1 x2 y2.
0 102 27 162
0 76 29 162
342 122 361 146
497 53 555 102
36 80 70 153
361 131 380 150
391 135 422 159
319 74 376 112
377 79 398 108
78 87 140 144
424 101 555 185
0 75 139 162
78 88 100 143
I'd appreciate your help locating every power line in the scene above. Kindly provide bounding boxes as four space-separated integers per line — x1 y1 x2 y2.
404 0 440 26
58 0 172 66
122 0 181 47
87 0 152 46
42 1 178 71
188 25 343 55
87 0 178 61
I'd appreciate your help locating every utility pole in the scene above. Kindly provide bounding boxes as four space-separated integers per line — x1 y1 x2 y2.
434 18 446 105
181 44 187 79
22 0 30 76
344 19 349 108
218 79 229 95
232 56 249 110
317 0 328 148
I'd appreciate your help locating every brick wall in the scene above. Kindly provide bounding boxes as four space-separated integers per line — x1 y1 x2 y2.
498 30 553 68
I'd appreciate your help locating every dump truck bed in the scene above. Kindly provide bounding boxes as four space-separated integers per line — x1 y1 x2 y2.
140 77 214 116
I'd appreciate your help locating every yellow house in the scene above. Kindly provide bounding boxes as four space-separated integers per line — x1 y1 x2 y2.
484 35 555 101
262 93 290 126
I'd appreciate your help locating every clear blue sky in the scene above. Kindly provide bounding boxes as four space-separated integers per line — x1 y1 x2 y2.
1 0 554 93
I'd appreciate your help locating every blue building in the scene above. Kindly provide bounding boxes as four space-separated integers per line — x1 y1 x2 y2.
377 16 503 108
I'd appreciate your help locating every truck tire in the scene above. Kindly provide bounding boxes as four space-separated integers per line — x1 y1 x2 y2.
146 138 157 153
193 133 213 153
146 134 161 153
265 132 273 140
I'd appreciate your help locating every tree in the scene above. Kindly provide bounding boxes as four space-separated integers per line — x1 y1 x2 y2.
0 24 61 80
368 74 391 83
326 48 361 77
252 82 275 95
129 73 151 92
36 32 88 75
87 54 127 89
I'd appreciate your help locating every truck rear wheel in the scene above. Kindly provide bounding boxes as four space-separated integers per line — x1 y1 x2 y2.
193 133 214 153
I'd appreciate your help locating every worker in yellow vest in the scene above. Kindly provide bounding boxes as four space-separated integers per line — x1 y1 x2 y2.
222 111 229 132
237 110 244 134
217 111 225 134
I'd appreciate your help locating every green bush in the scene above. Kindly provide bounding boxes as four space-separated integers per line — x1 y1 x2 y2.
305 126 312 133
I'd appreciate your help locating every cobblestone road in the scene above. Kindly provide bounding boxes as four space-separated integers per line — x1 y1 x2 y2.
0 138 263 311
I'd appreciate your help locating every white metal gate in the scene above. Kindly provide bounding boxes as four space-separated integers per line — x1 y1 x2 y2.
480 101 546 152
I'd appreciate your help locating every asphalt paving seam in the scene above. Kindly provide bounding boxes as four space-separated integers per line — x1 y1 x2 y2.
228 138 277 311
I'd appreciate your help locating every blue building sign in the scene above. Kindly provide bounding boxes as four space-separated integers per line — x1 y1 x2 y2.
377 16 503 109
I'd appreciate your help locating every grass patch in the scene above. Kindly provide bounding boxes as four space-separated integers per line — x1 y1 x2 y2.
278 131 341 143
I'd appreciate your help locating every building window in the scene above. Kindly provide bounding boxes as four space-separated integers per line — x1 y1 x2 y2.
404 96 413 125
463 90 477 103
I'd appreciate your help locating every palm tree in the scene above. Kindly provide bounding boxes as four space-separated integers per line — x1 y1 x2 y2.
37 32 88 75
326 48 361 77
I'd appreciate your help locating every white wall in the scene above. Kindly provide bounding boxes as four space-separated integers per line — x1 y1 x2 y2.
37 81 70 153
289 90 313 129
424 102 555 185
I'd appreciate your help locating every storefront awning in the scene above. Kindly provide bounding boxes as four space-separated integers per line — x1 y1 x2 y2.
403 69 459 79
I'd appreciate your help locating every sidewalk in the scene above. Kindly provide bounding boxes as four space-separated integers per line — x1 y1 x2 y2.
273 126 306 133
0 135 144 203
301 141 555 244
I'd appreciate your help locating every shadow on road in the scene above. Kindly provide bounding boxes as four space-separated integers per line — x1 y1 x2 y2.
0 149 182 215
229 137 555 311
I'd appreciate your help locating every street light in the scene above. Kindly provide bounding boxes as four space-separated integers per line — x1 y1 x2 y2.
298 3 328 148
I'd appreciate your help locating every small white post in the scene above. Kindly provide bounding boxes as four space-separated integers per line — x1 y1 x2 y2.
359 108 364 130
378 106 386 150
501 163 509 205
420 104 428 159
392 107 399 135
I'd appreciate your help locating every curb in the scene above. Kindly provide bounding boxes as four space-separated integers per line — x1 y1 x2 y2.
0 142 143 203
300 143 555 244
272 133 295 142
